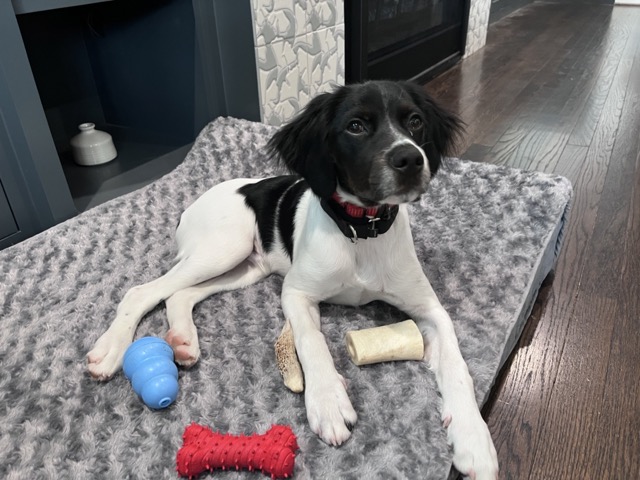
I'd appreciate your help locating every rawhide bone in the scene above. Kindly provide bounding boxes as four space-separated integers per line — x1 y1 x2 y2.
345 319 425 366
176 423 298 479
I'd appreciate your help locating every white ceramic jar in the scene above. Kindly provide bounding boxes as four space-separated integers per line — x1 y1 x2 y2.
70 123 117 166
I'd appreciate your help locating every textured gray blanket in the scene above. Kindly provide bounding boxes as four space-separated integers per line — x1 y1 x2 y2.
0 118 571 479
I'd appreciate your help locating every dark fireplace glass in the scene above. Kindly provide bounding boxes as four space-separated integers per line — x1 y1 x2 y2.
346 0 467 83
368 0 446 57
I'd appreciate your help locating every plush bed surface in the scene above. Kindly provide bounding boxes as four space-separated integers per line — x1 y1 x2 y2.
0 118 572 479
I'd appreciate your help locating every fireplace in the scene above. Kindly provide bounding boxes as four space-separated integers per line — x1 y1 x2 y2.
346 0 469 83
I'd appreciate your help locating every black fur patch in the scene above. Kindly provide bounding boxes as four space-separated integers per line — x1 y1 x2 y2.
238 176 309 258
238 176 299 253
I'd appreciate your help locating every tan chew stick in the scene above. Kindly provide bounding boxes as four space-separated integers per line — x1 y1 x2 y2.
274 320 304 393
345 319 425 366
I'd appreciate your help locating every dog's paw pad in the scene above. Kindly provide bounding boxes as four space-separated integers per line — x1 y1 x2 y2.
165 330 200 367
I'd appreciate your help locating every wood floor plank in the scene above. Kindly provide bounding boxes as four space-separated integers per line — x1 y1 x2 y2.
578 30 640 297
581 31 640 477
557 12 623 124
454 7 578 151
567 9 635 146
527 134 637 476
487 127 569 172
626 144 640 280
474 4 611 150
595 287 640 477
527 294 619 479
478 7 635 173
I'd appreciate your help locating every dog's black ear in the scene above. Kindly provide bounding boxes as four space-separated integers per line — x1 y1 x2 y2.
399 81 464 169
267 90 343 199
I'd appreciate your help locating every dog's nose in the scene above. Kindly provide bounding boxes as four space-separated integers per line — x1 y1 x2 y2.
387 146 424 175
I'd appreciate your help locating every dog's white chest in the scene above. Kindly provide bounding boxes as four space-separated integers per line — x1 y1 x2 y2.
326 246 394 306
326 285 377 306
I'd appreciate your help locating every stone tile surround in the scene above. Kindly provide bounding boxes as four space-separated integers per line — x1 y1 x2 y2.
251 0 344 126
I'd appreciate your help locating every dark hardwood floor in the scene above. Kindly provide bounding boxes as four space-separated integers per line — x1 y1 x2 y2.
425 2 640 479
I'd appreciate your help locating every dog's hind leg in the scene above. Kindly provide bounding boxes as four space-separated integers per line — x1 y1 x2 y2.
165 256 270 367
87 233 256 380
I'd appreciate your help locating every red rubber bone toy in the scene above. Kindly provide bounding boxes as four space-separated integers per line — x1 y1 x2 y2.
176 423 298 479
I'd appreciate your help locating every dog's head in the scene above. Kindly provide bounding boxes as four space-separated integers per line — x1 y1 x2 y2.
267 81 463 206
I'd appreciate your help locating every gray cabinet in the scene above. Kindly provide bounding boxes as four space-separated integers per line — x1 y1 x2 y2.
0 1 77 249
0 0 260 250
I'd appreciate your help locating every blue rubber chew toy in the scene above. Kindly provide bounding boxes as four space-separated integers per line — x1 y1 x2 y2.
122 337 179 409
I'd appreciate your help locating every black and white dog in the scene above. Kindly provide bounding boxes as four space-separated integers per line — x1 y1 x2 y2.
88 81 498 479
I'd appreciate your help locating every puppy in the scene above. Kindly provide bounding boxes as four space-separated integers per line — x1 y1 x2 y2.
87 81 498 479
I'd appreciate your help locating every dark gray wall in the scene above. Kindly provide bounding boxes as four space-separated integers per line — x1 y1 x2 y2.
211 0 261 122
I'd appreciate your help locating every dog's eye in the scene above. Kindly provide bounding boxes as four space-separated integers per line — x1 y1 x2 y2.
408 116 423 131
346 120 365 135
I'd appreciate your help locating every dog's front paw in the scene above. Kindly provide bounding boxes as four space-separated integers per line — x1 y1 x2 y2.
86 330 130 380
446 412 498 480
165 329 200 367
305 373 357 446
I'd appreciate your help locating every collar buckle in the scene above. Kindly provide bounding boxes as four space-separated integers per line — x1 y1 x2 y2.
366 215 381 238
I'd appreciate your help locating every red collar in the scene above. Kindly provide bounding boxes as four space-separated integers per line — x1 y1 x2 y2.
331 193 383 218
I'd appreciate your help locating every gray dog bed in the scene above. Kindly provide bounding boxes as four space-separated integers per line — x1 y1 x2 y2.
0 118 572 479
